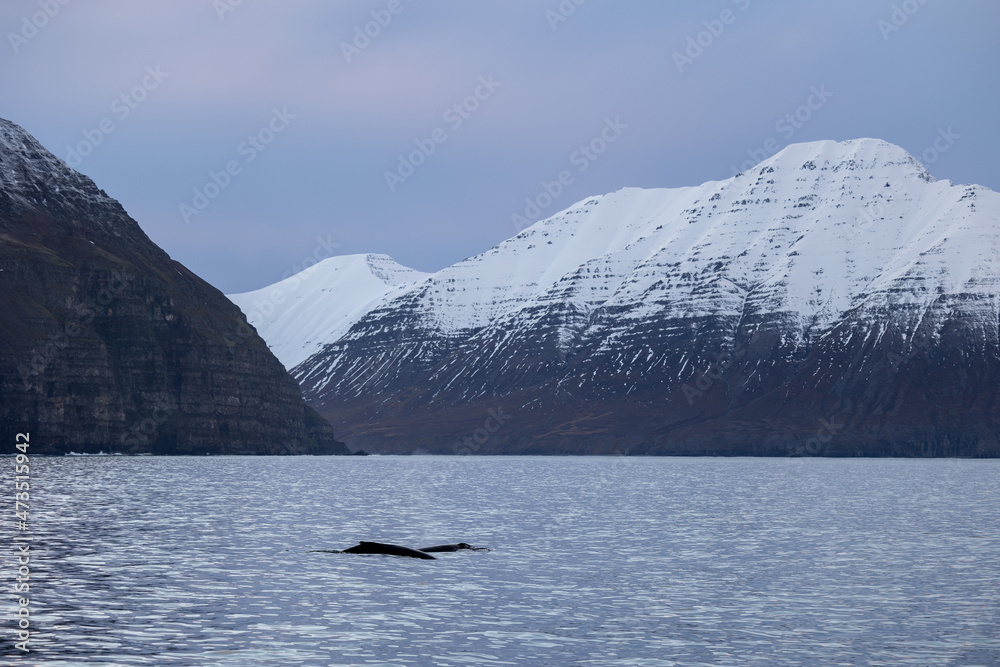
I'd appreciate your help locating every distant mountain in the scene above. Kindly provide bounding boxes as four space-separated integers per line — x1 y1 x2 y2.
0 117 348 455
228 254 428 369
269 138 1000 455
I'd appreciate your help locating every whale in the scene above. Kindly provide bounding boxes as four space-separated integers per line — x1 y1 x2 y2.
326 541 491 559
341 541 437 559
418 543 489 552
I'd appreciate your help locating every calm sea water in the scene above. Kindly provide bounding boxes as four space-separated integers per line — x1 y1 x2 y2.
3 456 999 666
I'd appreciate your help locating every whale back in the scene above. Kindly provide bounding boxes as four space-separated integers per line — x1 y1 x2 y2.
419 542 489 552
342 541 437 560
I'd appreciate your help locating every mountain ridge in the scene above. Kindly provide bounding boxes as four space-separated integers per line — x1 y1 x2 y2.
228 253 429 369
261 137 999 455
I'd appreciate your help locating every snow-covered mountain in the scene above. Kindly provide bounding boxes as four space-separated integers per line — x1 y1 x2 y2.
227 254 428 369
254 138 1000 455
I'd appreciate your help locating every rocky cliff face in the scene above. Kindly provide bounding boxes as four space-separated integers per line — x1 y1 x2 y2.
285 139 1000 456
0 118 348 455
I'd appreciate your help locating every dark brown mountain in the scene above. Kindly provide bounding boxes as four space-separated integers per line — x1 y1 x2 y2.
0 118 348 455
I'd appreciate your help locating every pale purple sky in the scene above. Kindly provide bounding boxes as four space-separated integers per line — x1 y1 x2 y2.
2 0 997 292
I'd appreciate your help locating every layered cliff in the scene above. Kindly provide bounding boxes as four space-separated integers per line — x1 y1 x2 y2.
0 118 348 455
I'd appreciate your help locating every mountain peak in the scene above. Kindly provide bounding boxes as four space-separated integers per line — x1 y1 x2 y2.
228 253 429 369
0 117 85 196
753 138 933 182
0 117 138 242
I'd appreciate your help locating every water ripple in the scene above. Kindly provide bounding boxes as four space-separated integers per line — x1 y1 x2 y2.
1 456 998 665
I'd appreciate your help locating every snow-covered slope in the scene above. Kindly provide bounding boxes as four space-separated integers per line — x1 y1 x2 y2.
254 138 1000 454
227 254 428 368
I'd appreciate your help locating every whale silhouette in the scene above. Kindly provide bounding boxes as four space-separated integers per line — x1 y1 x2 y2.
326 541 491 559
341 541 437 559
418 543 489 553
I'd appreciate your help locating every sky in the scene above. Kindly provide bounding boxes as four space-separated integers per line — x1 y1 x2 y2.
1 0 998 293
